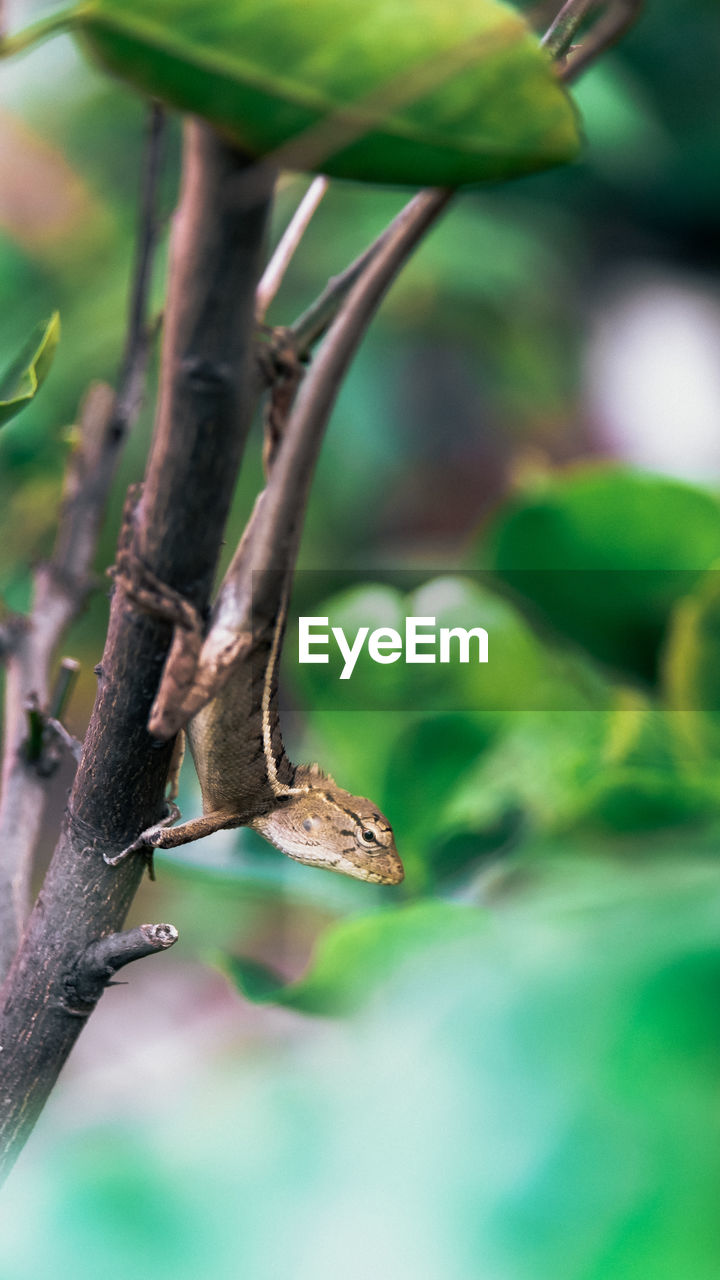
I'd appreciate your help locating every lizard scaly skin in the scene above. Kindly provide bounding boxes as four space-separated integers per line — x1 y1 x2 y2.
107 503 403 887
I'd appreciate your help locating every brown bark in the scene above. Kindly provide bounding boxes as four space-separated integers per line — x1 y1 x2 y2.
0 122 274 1180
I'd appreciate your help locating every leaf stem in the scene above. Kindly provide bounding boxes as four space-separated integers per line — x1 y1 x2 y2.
0 8 75 60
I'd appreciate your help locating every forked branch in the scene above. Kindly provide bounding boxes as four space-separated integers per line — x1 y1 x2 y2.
0 108 166 982
0 123 274 1181
148 187 452 738
0 0 644 1181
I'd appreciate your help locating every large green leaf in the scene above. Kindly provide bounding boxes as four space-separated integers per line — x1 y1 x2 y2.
0 312 60 427
221 899 484 1014
60 0 580 185
479 466 720 681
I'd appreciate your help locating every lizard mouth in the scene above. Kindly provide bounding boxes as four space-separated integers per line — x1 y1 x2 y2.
292 849 404 886
344 854 405 886
377 858 405 886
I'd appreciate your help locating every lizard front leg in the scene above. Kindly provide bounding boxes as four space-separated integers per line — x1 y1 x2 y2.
103 712 238 866
104 808 241 866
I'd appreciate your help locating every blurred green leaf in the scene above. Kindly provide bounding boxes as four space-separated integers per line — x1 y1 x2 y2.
439 691 720 844
5 858 720 1280
0 312 60 427
662 565 720 758
382 712 501 885
444 708 608 835
405 575 552 712
65 0 580 185
221 899 484 1014
479 465 720 681
578 765 720 833
576 692 720 831
291 574 590 714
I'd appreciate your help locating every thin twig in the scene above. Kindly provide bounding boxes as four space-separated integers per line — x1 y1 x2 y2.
64 923 178 1012
44 717 83 767
542 0 599 56
34 661 84 775
234 189 453 626
289 231 392 358
0 105 167 982
256 176 329 322
0 387 115 979
152 0 645 736
49 657 81 722
254 233 388 393
149 187 452 737
111 103 166 436
276 0 641 364
561 0 643 81
0 0 643 1175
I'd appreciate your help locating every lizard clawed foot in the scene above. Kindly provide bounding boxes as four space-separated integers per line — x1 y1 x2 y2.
104 802 181 871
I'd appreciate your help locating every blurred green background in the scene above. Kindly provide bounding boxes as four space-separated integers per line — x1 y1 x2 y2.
2 1 720 1275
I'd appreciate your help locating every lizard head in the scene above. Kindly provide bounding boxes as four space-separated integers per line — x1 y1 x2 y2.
250 766 404 886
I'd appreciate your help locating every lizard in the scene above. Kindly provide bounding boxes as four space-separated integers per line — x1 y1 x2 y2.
105 343 403 888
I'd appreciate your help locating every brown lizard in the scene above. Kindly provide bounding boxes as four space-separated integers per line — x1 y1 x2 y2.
103 186 449 890
106 345 403 886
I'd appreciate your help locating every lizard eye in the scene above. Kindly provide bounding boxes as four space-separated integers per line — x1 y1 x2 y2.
360 828 377 845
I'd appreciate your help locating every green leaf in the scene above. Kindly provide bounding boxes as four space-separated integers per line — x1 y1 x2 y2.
662 566 720 758
6 857 720 1278
578 765 720 833
221 899 485 1014
479 465 720 682
382 712 502 885
291 574 582 714
66 0 580 185
445 708 609 834
579 692 720 831
0 312 61 428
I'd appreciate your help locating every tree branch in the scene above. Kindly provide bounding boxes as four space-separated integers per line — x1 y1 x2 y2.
561 0 643 81
542 0 600 57
0 383 115 982
289 231 392 360
149 187 452 737
0 107 167 982
0 0 644 1178
63 922 178 1013
228 189 454 643
146 0 644 740
274 0 643 368
255 176 329 322
0 122 274 1181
